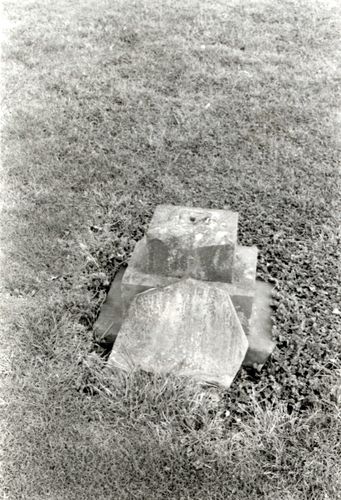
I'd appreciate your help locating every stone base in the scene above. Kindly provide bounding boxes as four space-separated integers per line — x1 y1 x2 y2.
121 239 178 313
233 245 258 289
121 237 258 335
243 281 275 367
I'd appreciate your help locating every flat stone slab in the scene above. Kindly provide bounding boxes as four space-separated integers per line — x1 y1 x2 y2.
142 205 238 282
108 278 248 388
243 281 275 366
92 267 126 345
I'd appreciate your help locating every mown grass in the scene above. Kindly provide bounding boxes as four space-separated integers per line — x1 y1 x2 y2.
1 0 340 498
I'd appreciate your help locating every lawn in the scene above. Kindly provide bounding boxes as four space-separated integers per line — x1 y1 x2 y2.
1 0 340 498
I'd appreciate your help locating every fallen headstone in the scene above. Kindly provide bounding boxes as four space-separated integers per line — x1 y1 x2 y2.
108 279 248 388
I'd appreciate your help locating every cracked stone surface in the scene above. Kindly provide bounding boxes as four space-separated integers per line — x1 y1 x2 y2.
108 278 248 388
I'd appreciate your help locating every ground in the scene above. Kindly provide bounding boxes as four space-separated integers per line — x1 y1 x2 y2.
1 0 340 499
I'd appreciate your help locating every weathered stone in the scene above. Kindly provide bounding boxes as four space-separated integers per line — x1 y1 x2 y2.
94 204 274 369
122 232 257 321
92 267 126 345
99 272 273 366
108 278 248 388
121 239 256 333
121 271 273 367
121 266 176 314
96 247 272 365
121 238 177 313
129 237 148 267
142 205 238 282
233 245 258 289
243 281 274 366
122 268 253 329
127 238 257 289
226 285 255 333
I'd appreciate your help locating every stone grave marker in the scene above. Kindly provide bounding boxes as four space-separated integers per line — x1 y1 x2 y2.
94 205 275 388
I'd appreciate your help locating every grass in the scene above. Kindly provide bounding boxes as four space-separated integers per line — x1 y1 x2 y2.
1 0 341 498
